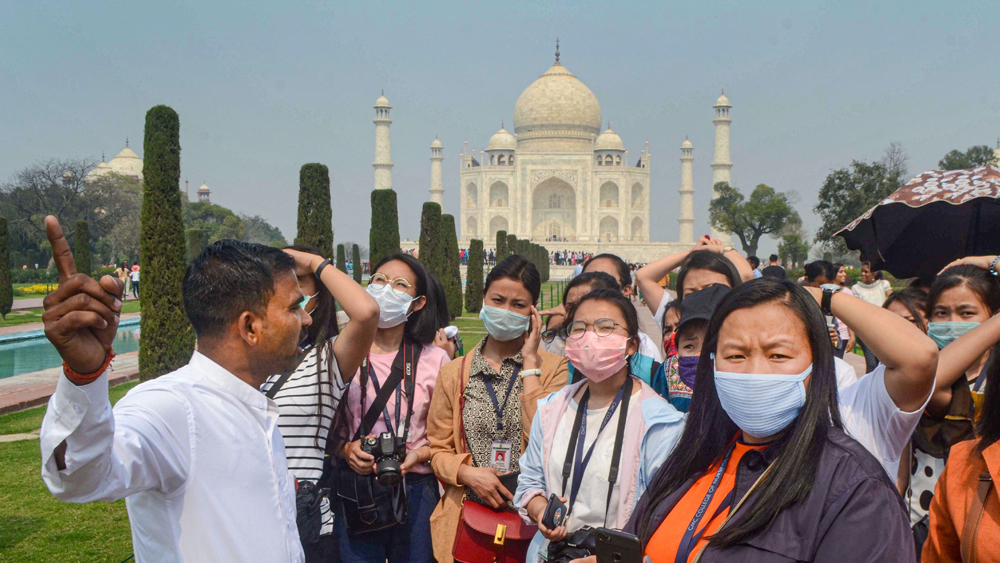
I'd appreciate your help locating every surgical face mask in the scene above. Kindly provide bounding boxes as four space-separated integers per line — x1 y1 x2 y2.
366 283 415 328
300 291 320 314
928 321 981 349
677 355 700 388
480 304 530 342
712 355 812 439
565 332 629 383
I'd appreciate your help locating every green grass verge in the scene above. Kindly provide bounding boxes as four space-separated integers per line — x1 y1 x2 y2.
0 300 141 328
0 381 139 561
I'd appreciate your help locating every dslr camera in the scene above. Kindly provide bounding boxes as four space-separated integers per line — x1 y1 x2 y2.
360 432 407 487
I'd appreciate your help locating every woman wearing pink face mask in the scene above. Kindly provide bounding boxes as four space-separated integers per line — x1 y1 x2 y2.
514 288 686 563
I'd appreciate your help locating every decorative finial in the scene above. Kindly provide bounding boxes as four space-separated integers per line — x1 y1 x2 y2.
125 137 129 147
608 121 611 130
721 89 725 95
101 152 105 162
555 38 560 63
381 89 384 95
501 121 504 129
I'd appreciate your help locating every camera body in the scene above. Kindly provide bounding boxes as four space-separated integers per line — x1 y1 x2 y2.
361 431 407 487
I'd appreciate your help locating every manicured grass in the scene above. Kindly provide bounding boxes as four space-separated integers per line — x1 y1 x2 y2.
0 381 139 562
0 300 141 328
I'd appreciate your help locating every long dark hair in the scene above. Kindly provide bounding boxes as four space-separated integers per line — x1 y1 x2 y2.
562 271 621 304
675 251 742 302
636 278 842 548
283 245 341 448
977 353 1000 452
883 287 929 333
583 253 632 288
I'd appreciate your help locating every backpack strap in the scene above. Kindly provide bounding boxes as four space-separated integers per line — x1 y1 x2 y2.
961 468 993 563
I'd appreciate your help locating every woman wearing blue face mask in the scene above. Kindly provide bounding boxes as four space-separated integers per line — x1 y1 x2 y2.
262 246 380 563
426 254 569 563
624 278 925 562
329 253 452 563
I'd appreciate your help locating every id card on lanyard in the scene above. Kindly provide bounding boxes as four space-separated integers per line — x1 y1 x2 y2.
483 367 520 471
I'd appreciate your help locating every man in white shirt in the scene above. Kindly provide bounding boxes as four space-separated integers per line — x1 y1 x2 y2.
39 215 312 563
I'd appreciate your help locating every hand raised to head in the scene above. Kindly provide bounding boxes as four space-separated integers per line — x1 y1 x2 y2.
42 216 124 375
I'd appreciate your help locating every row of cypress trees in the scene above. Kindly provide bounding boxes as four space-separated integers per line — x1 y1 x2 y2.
418 202 462 319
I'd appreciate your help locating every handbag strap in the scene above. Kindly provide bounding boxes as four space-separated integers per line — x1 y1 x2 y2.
264 371 295 399
961 468 993 563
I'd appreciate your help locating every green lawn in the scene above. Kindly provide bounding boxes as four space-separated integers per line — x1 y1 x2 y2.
0 300 141 329
0 381 139 562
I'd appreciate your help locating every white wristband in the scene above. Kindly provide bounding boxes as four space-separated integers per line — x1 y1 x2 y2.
520 368 542 379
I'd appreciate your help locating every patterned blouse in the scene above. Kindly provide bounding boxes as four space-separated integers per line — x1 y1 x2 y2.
463 337 523 506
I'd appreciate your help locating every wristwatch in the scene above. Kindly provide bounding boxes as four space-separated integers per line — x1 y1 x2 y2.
821 287 836 315
990 256 1000 277
722 246 734 254
519 368 542 379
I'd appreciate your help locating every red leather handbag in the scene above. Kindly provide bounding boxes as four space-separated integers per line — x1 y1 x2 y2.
453 499 536 563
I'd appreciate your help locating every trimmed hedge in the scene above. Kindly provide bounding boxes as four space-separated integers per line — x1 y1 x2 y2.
418 202 443 275
352 244 362 283
440 214 462 319
74 220 91 277
0 218 11 320
369 190 400 268
465 239 484 314
496 230 508 260
295 163 334 259
138 105 196 380
336 244 347 273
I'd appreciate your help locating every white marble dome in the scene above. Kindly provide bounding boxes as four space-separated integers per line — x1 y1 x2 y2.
375 94 390 108
715 93 731 107
108 145 143 179
431 137 443 149
595 126 624 151
513 63 601 137
487 126 517 151
681 138 693 149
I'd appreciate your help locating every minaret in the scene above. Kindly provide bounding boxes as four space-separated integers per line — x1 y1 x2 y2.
679 138 695 244
373 91 393 191
429 137 444 204
711 91 733 243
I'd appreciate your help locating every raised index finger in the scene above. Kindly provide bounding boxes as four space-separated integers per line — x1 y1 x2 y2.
45 216 77 283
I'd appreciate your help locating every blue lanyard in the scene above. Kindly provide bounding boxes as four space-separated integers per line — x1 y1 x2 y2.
369 363 402 435
566 382 628 513
674 442 738 563
482 367 521 431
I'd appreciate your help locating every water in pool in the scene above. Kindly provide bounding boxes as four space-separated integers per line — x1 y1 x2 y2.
0 320 141 379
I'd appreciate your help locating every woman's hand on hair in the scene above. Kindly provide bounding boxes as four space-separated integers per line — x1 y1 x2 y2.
521 305 543 370
939 255 998 274
282 248 322 277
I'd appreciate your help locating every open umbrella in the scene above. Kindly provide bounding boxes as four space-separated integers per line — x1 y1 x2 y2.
836 166 1000 279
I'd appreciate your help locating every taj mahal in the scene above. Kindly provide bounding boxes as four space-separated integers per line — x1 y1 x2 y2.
389 44 737 263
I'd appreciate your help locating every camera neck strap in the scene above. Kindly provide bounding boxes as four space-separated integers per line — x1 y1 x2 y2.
560 376 633 525
354 340 421 442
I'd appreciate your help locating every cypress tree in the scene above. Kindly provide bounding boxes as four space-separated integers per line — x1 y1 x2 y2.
507 234 518 258
0 218 11 320
496 230 508 259
440 214 463 319
465 238 484 314
418 202 443 274
186 228 206 262
74 220 92 277
336 244 347 273
139 105 195 380
352 244 362 283
369 190 400 267
295 163 334 259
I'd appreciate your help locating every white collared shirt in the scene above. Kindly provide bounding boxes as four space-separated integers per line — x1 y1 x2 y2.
40 352 305 563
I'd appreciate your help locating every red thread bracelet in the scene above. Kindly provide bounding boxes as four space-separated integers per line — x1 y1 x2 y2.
64 348 116 384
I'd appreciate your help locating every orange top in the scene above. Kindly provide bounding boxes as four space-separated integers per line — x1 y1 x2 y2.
645 441 767 563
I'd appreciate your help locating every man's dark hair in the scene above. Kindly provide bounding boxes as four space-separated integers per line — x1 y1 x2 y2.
804 260 834 283
183 240 296 338
486 254 541 303
748 256 761 269
769 254 779 263
583 253 632 288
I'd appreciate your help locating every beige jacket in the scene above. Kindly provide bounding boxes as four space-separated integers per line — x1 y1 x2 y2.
427 348 568 563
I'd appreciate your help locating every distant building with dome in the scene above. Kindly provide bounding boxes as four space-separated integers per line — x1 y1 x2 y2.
87 139 144 181
389 43 738 263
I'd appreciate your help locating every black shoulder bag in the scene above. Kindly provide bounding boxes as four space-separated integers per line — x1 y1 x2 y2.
336 340 422 534
264 370 331 546
547 377 634 563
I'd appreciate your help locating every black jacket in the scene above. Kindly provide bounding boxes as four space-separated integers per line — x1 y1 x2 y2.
761 265 788 280
624 427 914 562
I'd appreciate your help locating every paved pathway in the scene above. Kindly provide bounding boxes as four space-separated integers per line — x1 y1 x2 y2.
0 349 139 415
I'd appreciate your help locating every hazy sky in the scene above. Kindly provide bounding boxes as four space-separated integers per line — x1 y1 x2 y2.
2 0 997 256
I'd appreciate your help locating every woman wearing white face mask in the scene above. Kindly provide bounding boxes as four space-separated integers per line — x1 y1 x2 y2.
330 253 452 563
624 279 922 563
427 254 568 563
262 246 380 562
515 289 685 563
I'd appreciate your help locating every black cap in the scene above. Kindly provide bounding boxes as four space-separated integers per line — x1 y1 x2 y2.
675 284 731 336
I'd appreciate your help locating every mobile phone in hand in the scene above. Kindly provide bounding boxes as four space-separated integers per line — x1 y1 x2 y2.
541 493 566 529
595 527 642 563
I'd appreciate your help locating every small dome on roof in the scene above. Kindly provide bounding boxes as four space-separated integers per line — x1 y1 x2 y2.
431 137 443 149
715 92 731 107
681 139 693 149
487 126 517 151
595 126 624 151
375 93 390 107
198 183 210 192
